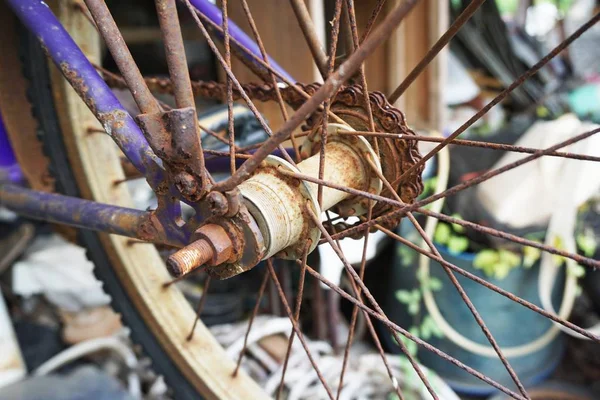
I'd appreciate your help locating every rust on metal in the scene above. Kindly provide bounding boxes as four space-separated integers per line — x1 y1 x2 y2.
206 191 229 217
84 0 160 114
136 107 210 201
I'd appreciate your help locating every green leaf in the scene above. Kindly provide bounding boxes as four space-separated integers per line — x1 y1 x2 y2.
567 264 586 279
433 223 451 245
576 232 597 258
427 277 443 291
523 245 541 268
420 315 444 340
536 106 550 118
409 326 420 338
552 236 567 267
450 213 466 233
397 245 416 267
498 249 521 268
493 262 512 280
420 321 432 340
395 290 412 304
473 250 499 271
447 235 469 255
427 177 438 191
407 301 420 315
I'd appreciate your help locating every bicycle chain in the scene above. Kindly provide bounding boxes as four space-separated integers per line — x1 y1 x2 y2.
104 75 424 235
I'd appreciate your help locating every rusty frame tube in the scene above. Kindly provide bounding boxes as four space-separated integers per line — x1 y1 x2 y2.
0 184 188 247
156 0 196 110
84 0 160 114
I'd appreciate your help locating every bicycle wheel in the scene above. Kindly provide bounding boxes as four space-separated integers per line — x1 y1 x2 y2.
1 0 599 399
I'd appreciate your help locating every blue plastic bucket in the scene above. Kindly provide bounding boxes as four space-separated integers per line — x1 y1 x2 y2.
381 223 566 396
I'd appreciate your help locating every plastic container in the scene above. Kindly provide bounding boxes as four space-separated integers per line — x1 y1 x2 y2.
379 224 566 396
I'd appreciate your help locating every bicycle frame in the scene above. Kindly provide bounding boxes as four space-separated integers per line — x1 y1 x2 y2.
0 0 291 246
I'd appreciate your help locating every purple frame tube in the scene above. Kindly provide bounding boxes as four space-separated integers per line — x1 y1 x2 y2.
6 0 163 184
1 0 296 242
0 112 23 183
190 0 295 83
0 183 187 246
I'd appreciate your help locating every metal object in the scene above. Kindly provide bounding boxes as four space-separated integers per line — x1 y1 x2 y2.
167 224 234 276
211 0 419 193
288 0 328 78
6 0 162 182
105 75 425 232
0 184 184 246
239 122 383 260
190 0 294 82
299 123 382 216
84 0 160 114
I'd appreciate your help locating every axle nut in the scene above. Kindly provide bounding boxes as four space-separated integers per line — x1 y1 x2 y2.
166 223 233 277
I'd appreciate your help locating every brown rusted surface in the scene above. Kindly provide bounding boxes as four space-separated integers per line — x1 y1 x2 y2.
136 107 209 201
60 61 98 114
84 0 159 114
155 0 195 110
193 224 233 265
202 204 265 280
106 75 424 227
322 87 423 223
167 238 215 277
205 191 228 217
224 189 241 217
166 222 239 277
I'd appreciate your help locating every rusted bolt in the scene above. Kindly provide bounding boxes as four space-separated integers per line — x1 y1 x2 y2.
206 191 228 216
166 224 233 277
174 171 198 198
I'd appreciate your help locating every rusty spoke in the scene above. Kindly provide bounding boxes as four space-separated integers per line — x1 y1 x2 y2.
359 0 387 44
416 208 600 274
329 127 600 271
277 246 309 399
277 161 600 269
393 11 600 185
233 268 270 376
303 264 526 400
306 207 439 399
266 260 335 400
345 0 378 152
237 0 298 161
182 0 298 169
289 0 328 78
212 0 420 192
407 213 530 398
335 202 404 400
363 157 530 397
388 0 485 103
220 0 236 175
85 0 160 114
318 0 343 207
341 131 600 162
364 157 527 396
374 222 600 342
186 275 212 341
